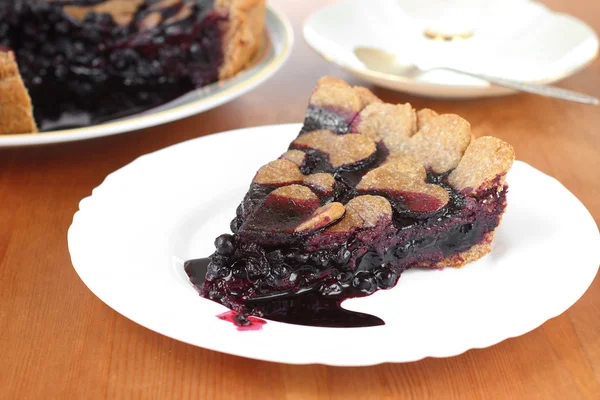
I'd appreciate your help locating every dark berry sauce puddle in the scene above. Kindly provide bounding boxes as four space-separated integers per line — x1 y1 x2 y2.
184 258 384 328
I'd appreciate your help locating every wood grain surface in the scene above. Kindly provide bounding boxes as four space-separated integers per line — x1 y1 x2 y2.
1 0 599 398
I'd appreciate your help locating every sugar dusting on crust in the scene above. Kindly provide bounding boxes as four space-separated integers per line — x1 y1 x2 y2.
269 184 319 202
416 108 438 131
279 150 306 167
309 76 364 114
353 86 382 108
357 157 449 212
448 136 515 194
252 160 304 185
352 103 417 153
340 96 473 174
326 195 392 233
409 114 472 173
304 173 335 194
292 129 377 168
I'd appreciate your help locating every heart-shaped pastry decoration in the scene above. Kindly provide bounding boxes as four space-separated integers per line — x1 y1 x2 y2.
416 108 438 131
240 185 345 236
279 150 306 167
354 86 382 108
350 103 471 174
357 157 450 213
326 195 392 233
351 103 417 154
253 159 336 196
308 76 364 117
408 114 472 173
303 173 336 195
449 136 516 194
291 129 377 169
252 159 304 186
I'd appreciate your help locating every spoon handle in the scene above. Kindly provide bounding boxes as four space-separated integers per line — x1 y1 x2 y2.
441 67 599 105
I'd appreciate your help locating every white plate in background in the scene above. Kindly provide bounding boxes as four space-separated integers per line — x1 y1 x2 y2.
68 123 600 366
303 0 598 98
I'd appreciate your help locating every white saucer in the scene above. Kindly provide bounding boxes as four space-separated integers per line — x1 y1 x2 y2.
303 0 598 98
68 123 600 366
0 6 292 147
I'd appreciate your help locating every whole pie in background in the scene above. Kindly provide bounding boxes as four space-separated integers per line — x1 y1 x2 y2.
186 76 515 326
0 0 266 134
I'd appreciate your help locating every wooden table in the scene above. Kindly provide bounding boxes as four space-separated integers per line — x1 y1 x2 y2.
1 0 599 398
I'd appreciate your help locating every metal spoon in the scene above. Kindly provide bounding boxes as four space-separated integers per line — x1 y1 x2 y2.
354 46 599 105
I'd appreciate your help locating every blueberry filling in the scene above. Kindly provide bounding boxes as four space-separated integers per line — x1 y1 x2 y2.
0 0 223 130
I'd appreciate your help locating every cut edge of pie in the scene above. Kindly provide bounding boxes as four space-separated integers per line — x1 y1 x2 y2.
0 50 38 135
217 0 266 80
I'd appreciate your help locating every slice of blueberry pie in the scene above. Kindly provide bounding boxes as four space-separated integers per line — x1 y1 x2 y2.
186 77 515 327
0 0 265 133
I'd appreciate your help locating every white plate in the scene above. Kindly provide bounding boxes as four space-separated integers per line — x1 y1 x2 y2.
303 0 599 98
68 123 600 366
0 6 292 148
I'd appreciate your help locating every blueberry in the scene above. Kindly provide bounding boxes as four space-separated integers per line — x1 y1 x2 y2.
230 217 241 233
387 243 412 261
54 65 68 79
320 282 343 296
73 41 85 54
218 267 232 280
310 251 330 269
271 264 290 279
137 62 154 78
298 265 318 276
337 271 353 287
357 251 383 272
374 267 399 289
55 20 70 34
289 265 317 284
214 234 235 256
336 246 351 265
189 43 206 62
261 273 277 287
232 263 247 279
246 259 267 281
292 252 310 264
266 250 285 265
352 272 377 294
